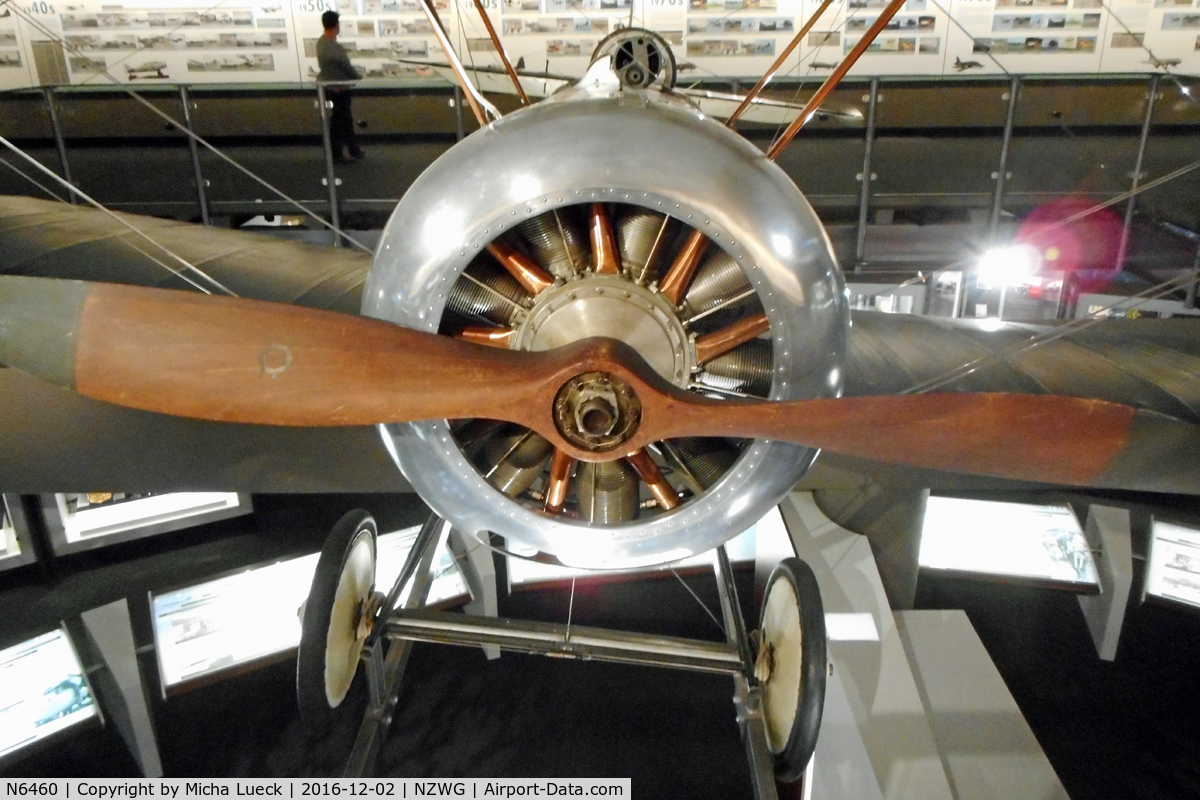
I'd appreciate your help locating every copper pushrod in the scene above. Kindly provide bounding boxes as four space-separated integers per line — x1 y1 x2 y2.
589 203 621 274
726 0 835 128
453 326 516 349
543 449 575 514
694 313 770 365
488 239 555 295
625 449 680 511
658 229 708 306
766 0 907 160
470 0 529 106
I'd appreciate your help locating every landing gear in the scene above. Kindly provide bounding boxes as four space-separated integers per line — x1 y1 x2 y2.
757 558 827 783
296 509 381 731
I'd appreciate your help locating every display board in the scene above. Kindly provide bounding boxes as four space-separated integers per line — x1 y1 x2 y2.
150 524 467 691
919 497 1099 586
0 6 38 90
1144 519 1200 609
1 495 18 562
0 494 37 571
0 628 99 760
41 492 252 555
0 0 1187 91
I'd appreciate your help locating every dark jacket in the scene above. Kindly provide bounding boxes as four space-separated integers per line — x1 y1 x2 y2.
316 36 362 83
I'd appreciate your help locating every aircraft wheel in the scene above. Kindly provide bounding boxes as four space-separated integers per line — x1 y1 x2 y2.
756 557 826 783
297 509 378 730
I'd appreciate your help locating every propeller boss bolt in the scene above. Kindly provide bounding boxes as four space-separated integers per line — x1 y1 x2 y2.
554 372 641 453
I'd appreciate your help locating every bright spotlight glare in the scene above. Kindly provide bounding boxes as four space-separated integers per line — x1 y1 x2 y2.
771 233 794 259
510 175 542 202
977 317 1006 332
976 244 1041 286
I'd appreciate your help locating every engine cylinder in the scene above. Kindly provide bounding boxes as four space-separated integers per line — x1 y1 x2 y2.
577 459 640 524
700 338 773 397
668 437 741 491
682 250 755 318
444 259 528 327
617 209 671 283
478 428 554 497
517 211 587 280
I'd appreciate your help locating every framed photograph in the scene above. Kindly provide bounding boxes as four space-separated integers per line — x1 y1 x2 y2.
40 492 252 556
0 494 36 572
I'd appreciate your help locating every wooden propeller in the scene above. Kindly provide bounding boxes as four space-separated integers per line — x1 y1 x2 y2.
0 277 1151 488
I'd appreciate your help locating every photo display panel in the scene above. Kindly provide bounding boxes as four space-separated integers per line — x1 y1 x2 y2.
1097 0 1200 74
919 497 1099 586
1145 520 1200 609
0 628 98 759
500 0 635 70
151 524 467 690
49 492 247 551
293 0 442 81
0 496 19 563
943 0 1111 74
801 0 951 76
0 0 1195 90
685 0 801 77
0 4 38 90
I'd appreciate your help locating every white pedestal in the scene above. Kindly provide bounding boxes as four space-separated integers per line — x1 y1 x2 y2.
1077 505 1132 662
777 492 1069 800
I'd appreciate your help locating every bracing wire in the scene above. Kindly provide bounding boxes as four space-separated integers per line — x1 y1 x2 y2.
0 134 238 296
6 3 373 253
0 154 68 202
901 272 1196 396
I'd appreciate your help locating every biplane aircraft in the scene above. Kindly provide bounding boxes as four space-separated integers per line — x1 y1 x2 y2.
1 1 1199 788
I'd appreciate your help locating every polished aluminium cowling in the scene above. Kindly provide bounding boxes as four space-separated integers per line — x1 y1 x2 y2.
363 78 849 567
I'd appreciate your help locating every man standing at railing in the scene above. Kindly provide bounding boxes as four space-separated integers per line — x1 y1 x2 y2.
317 9 364 164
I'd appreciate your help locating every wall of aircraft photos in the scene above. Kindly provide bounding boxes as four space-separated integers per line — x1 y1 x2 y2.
0 0 1193 92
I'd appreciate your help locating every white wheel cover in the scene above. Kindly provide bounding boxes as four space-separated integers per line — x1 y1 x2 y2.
761 576 802 753
324 534 375 707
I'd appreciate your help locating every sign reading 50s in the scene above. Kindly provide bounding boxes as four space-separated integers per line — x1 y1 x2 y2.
298 0 338 13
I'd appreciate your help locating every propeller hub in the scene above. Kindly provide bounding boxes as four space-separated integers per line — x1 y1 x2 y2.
515 275 692 387
554 371 641 453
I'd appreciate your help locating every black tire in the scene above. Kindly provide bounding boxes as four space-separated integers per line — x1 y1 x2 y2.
296 509 377 732
758 557 827 784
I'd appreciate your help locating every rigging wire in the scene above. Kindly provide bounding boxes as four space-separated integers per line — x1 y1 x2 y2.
0 134 238 296
0 148 235 289
6 3 373 253
900 272 1196 396
1094 0 1181 80
928 0 1011 76
667 563 728 637
0 154 67 202
765 2 865 147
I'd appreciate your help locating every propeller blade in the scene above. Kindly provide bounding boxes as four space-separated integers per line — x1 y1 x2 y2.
642 391 1140 488
0 277 1181 492
0 277 563 428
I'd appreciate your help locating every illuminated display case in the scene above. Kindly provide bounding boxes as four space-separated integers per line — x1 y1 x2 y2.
150 524 468 694
919 497 1099 590
1144 519 1200 613
0 494 37 572
0 627 102 762
40 492 252 555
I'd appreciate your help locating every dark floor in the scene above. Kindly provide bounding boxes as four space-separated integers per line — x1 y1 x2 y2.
2 493 1200 800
